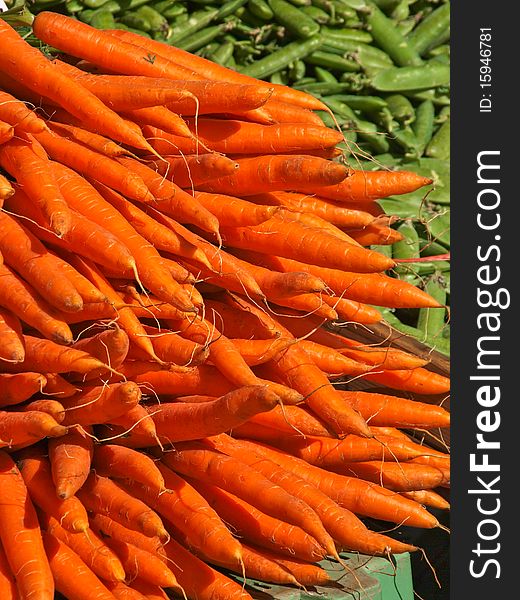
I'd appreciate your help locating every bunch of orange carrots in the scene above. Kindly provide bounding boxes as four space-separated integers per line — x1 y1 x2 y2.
0 11 449 600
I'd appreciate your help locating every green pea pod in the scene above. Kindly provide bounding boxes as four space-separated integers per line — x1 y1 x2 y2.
289 59 307 81
89 9 116 29
372 60 450 91
385 93 415 126
293 80 355 95
320 26 373 45
65 0 84 12
418 236 449 257
268 0 321 38
366 3 422 67
326 94 387 113
167 8 219 45
111 22 152 36
78 9 96 23
239 35 322 78
407 2 450 55
210 41 235 65
270 71 289 85
287 0 312 5
152 0 178 12
372 106 397 132
426 209 450 248
331 0 357 19
337 0 369 10
178 24 228 53
396 17 418 37
216 0 249 18
434 105 450 125
427 43 450 59
311 0 335 16
392 219 420 278
391 0 411 21
295 76 318 85
114 0 150 12
426 118 450 160
370 243 393 257
417 273 447 339
314 66 339 83
306 50 360 72
135 5 168 31
163 5 187 19
301 5 331 23
119 11 152 31
81 0 108 8
412 99 435 156
248 0 275 19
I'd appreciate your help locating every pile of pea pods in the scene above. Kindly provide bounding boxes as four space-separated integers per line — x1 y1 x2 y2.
26 0 450 354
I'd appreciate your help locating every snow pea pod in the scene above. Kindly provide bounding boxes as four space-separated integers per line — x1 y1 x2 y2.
371 60 450 91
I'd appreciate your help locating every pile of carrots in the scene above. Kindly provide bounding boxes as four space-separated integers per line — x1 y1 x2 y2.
0 11 450 600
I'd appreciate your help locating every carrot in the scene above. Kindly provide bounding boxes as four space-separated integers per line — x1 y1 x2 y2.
72 326 130 378
147 121 344 158
197 155 350 197
346 222 404 246
250 545 331 587
105 29 327 112
249 191 376 228
77 473 168 539
42 373 79 398
0 138 72 237
48 425 94 500
0 120 14 145
0 210 86 313
402 489 450 510
42 531 118 600
43 514 126 583
149 153 239 189
294 170 432 203
203 297 278 340
0 540 17 600
104 581 147 600
93 445 165 493
0 307 24 363
0 372 46 407
60 381 141 427
102 538 179 589
47 121 129 158
0 450 55 600
244 404 334 438
1 19 156 155
0 410 67 448
208 435 415 556
341 460 445 492
230 439 439 528
220 217 395 274
161 441 333 555
335 338 430 370
0 89 48 134
105 405 158 445
0 174 13 205
22 399 65 424
193 191 280 227
161 536 254 600
189 478 325 562
91 182 209 267
408 456 450 486
340 390 450 429
145 385 281 443
128 579 170 600
126 325 209 366
119 462 243 568
0 335 116 376
230 337 298 367
34 129 153 202
363 367 451 395
4 186 137 276
321 295 383 324
90 514 166 561
121 105 193 138
290 340 373 377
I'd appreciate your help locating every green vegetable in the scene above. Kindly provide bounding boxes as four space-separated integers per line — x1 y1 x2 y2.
248 0 274 19
412 99 435 156
372 60 450 91
425 118 450 160
268 0 321 38
416 273 448 339
306 50 360 72
407 1 450 55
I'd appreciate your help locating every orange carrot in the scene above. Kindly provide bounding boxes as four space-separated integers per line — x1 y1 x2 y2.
121 105 192 137
295 170 432 203
0 372 46 407
72 327 130 377
321 295 383 324
48 425 94 500
42 373 79 398
60 381 141 427
161 441 334 555
4 186 137 276
0 210 85 312
231 439 439 528
363 367 451 395
0 120 13 145
22 399 65 424
0 539 17 600
145 385 281 443
0 89 48 134
118 462 243 568
18 450 88 533
230 337 298 367
1 19 156 154
105 580 147 600
146 122 344 157
43 514 126 583
105 29 327 112
0 307 24 363
220 217 395 274
293 340 374 376
0 138 72 236
47 121 129 158
244 404 334 437
0 174 13 204
149 153 239 188
129 579 170 600
340 390 451 429
0 411 67 448
0 450 54 600
193 191 280 227
93 445 165 493
346 222 404 246
34 129 153 202
42 531 118 600
402 489 450 510
77 473 168 539
105 404 158 445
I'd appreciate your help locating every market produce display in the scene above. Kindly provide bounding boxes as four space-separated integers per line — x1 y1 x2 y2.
0 5 450 600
